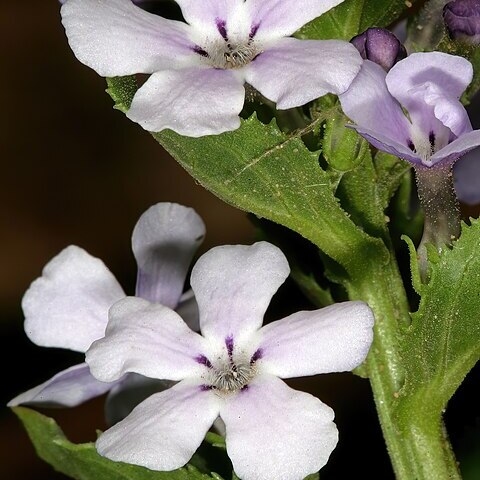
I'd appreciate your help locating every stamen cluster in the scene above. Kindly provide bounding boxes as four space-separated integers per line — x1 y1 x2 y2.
193 19 260 69
198 337 261 394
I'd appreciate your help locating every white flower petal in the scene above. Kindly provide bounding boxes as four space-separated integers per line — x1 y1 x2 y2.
86 297 207 382
175 0 246 38
191 242 290 344
97 380 221 471
258 301 374 378
61 0 196 77
339 60 412 146
221 374 338 480
348 124 422 165
431 129 480 165
23 245 125 353
132 203 205 308
127 67 245 136
247 0 345 41
422 87 472 137
245 38 362 109
386 52 473 113
105 373 173 426
8 363 113 408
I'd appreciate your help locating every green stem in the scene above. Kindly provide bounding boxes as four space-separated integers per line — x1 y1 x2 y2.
346 251 460 479
396 404 460 479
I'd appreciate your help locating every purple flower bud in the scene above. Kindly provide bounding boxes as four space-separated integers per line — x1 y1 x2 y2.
444 0 480 44
350 28 407 71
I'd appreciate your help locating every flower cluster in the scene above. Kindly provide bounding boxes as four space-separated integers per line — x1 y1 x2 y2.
12 200 375 479
11 0 480 479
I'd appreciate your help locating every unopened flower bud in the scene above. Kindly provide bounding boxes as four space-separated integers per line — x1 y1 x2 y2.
350 28 407 71
323 114 369 171
443 0 480 45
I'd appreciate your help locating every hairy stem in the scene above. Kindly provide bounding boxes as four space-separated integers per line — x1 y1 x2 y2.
346 250 460 479
414 164 461 279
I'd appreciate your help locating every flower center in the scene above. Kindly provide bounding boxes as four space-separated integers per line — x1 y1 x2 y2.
408 131 437 163
197 337 262 395
407 126 450 165
212 361 255 392
192 18 261 70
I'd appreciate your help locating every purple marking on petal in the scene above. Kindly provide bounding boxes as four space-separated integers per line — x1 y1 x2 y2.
250 23 260 39
200 384 215 391
408 140 416 151
429 131 436 150
250 348 263 364
225 336 234 358
241 385 249 391
196 355 213 369
193 45 209 58
216 18 228 41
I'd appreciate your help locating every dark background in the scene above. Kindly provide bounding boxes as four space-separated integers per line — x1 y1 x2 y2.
1 2 478 479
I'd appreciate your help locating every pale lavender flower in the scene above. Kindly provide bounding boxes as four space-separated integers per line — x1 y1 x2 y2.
8 203 205 414
86 242 374 480
339 52 480 168
444 0 480 45
60 0 362 137
350 27 406 71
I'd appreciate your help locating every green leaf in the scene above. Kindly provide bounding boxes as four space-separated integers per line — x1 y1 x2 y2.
106 76 137 113
156 115 388 275
336 148 411 238
290 267 335 307
323 113 369 172
107 76 392 280
204 432 226 450
466 47 480 101
13 407 220 480
397 220 480 416
297 0 418 41
401 234 423 296
387 167 423 246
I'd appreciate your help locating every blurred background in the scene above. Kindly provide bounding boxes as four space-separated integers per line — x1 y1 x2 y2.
1 1 478 478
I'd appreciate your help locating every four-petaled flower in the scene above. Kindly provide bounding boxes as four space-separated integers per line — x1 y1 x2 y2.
339 52 480 167
86 241 374 480
60 0 362 137
9 203 205 425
